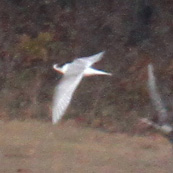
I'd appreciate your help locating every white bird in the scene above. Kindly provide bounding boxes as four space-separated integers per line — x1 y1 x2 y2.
144 64 173 144
52 51 112 124
148 64 168 124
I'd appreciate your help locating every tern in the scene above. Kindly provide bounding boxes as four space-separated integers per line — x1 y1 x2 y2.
52 51 112 124
141 64 173 145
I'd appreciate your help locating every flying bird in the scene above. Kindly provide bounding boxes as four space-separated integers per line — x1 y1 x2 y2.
141 64 173 144
52 51 112 124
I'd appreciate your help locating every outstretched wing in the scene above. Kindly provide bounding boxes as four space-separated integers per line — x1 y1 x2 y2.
52 64 85 124
52 51 105 124
148 64 168 124
76 51 105 67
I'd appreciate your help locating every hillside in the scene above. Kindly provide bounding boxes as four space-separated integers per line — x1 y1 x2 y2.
0 0 172 132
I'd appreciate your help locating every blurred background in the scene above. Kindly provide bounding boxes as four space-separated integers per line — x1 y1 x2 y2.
0 0 173 132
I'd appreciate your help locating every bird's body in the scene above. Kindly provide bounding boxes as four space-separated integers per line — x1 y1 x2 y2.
52 51 112 124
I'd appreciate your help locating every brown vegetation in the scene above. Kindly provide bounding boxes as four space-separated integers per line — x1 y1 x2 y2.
0 120 172 173
0 0 172 132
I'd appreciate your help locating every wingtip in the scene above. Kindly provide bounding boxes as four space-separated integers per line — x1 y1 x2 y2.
52 117 59 125
94 51 106 61
94 51 105 57
148 64 154 78
148 63 153 70
52 117 57 125
99 51 105 56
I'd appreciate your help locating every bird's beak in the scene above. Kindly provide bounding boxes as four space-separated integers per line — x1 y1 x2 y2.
53 64 64 74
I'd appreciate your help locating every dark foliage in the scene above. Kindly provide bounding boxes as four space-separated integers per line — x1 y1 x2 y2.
0 0 172 132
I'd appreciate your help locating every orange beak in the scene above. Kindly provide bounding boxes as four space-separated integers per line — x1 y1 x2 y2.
53 64 64 74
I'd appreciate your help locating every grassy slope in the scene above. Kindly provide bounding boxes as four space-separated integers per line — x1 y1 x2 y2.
0 120 172 173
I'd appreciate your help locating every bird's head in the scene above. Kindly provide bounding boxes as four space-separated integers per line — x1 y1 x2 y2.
53 64 64 74
53 63 70 74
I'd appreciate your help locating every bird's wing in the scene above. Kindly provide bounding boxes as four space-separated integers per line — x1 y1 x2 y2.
52 61 87 124
148 64 168 124
76 51 105 67
52 51 105 124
